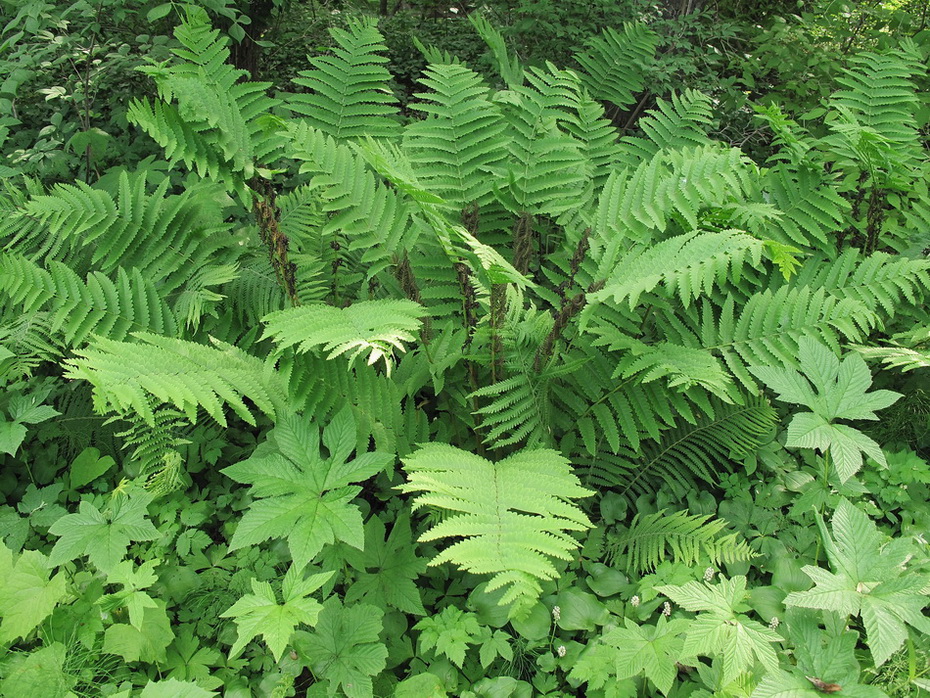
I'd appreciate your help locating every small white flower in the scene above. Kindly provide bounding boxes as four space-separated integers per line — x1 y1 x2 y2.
556 645 567 657
630 595 641 607
768 616 780 630
449 6 459 12
662 601 672 616
703 566 715 582
552 605 561 621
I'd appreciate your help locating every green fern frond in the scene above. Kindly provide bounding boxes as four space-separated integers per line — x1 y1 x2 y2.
286 18 399 140
589 230 764 309
64 333 283 427
400 444 593 611
761 166 850 250
2 172 232 294
468 14 523 88
261 299 425 374
574 24 659 110
785 248 930 317
0 254 178 347
617 89 714 164
607 509 755 573
403 63 508 209
286 121 412 271
128 7 283 187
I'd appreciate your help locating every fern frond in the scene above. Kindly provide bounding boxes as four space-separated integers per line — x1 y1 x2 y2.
286 18 399 140
468 14 523 88
64 333 283 427
261 300 425 374
577 397 776 494
617 89 714 164
0 254 178 347
573 24 659 110
400 444 593 611
667 287 875 391
761 165 849 250
785 248 930 318
403 63 508 209
824 45 925 174
589 230 764 309
286 121 412 271
2 172 233 294
128 7 283 186
607 509 755 573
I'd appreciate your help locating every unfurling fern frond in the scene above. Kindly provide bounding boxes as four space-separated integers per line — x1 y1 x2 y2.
573 24 659 110
64 333 283 427
261 300 425 374
286 18 399 140
607 509 755 573
400 444 593 612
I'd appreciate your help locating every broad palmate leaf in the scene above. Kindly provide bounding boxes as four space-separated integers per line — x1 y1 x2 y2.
220 565 333 661
400 444 592 611
222 409 392 570
750 336 900 481
784 499 930 666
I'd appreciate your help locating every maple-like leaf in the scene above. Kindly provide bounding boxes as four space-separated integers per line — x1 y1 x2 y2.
99 559 160 630
750 337 900 481
344 511 427 615
220 565 332 661
295 599 388 698
0 544 67 643
657 575 782 686
47 492 159 572
596 617 690 696
222 410 391 570
784 499 930 666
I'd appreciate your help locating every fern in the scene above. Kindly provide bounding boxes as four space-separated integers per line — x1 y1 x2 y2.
0 254 178 348
578 396 777 494
64 333 284 427
760 166 849 250
286 18 399 140
400 444 593 611
573 24 659 111
403 63 508 211
607 509 755 573
616 89 714 165
261 299 425 374
2 172 233 295
127 7 283 188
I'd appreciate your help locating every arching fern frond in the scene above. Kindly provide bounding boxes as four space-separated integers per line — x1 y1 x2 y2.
2 171 232 294
607 509 755 573
64 333 283 427
573 24 659 111
589 230 764 309
403 63 508 210
617 89 714 164
286 18 399 140
400 444 593 612
261 299 426 374
0 254 178 347
128 7 283 187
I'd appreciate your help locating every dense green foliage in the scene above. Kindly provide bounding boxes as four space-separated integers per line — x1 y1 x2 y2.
1 0 930 696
